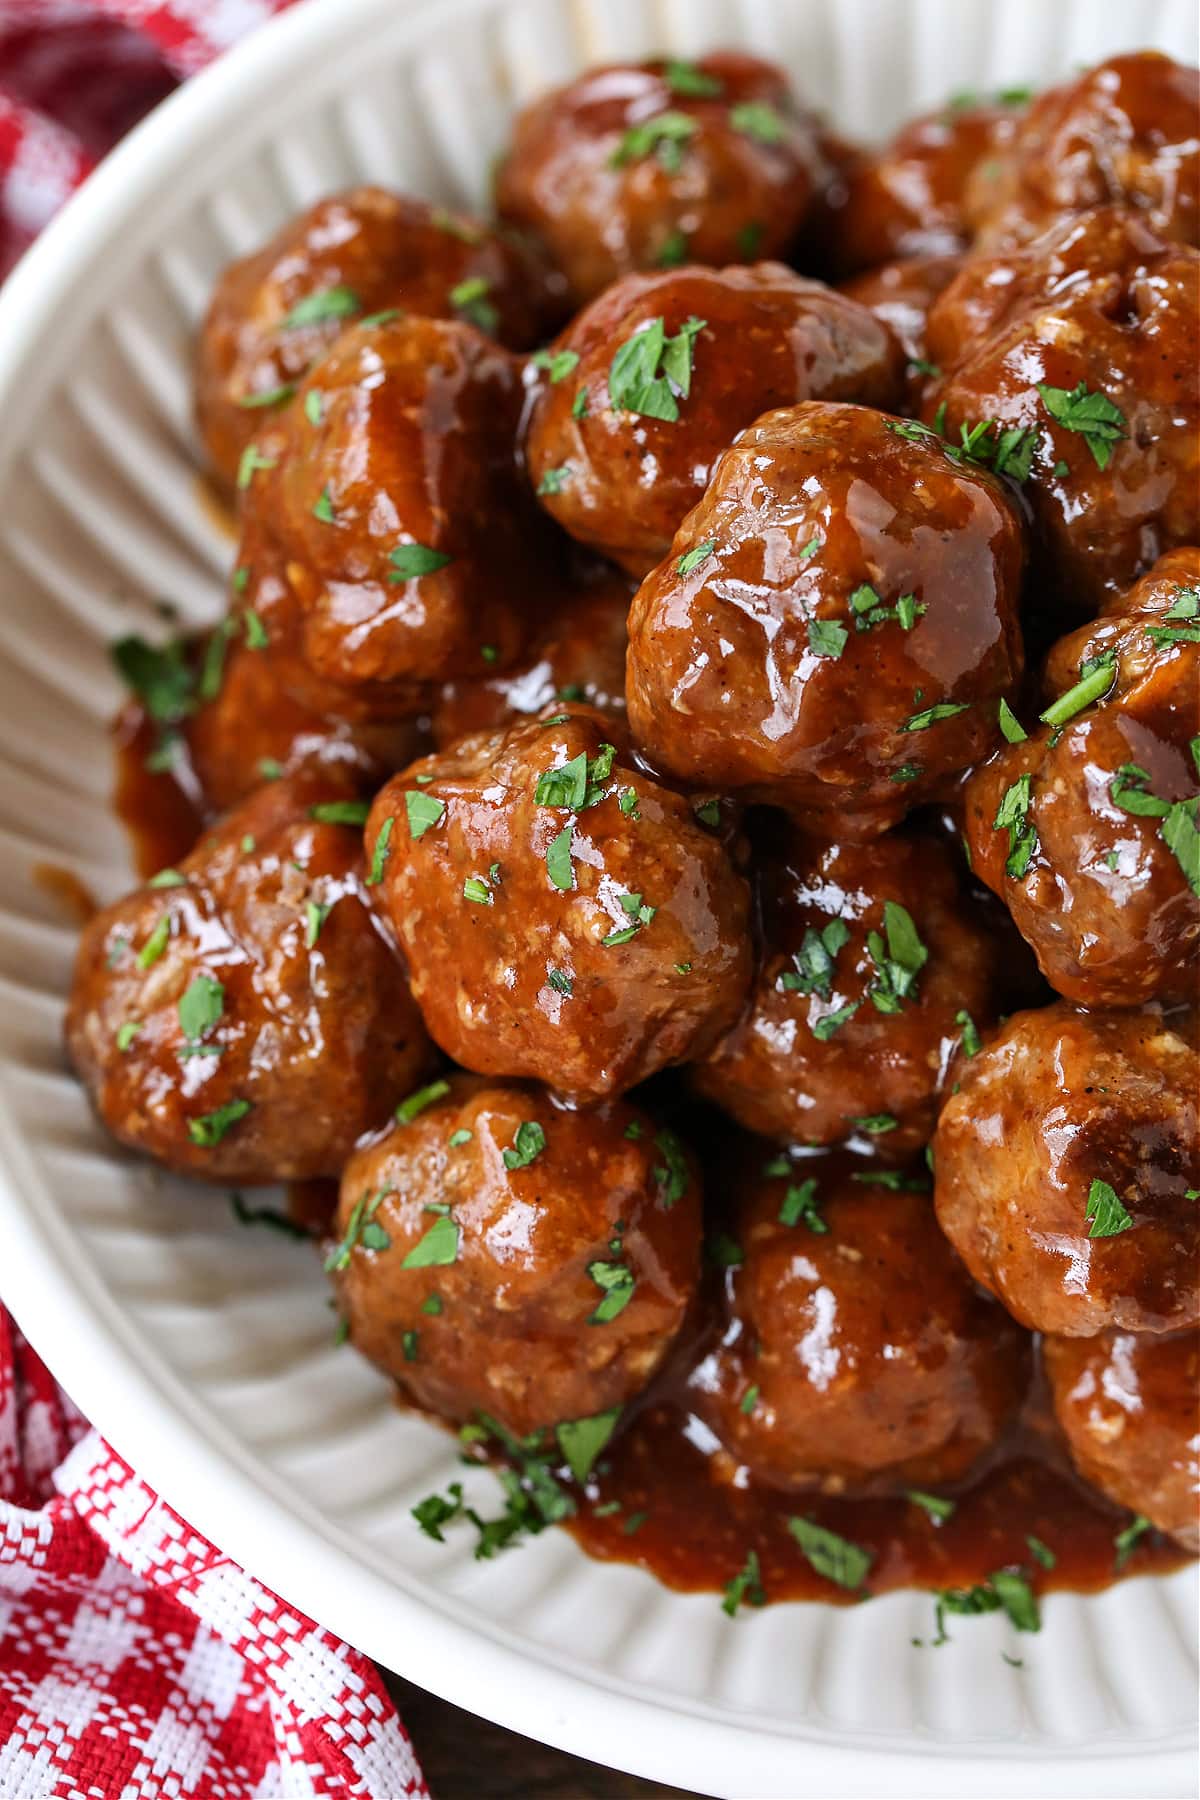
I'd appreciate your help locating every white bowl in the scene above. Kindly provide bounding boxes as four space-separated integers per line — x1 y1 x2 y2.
0 1 1196 1794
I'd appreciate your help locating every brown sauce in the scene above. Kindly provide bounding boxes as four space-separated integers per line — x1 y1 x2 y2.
113 704 204 879
193 472 239 543
33 863 97 926
566 1399 1188 1607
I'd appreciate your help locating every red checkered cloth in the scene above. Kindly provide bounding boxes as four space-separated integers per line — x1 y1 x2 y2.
0 1311 429 1798
0 5 429 1793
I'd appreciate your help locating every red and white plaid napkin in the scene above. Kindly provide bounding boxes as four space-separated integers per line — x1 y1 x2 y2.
0 4 429 1793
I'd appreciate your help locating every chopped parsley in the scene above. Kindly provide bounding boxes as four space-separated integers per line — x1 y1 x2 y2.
866 901 927 1013
324 1191 391 1268
609 110 697 172
304 900 331 946
366 816 393 884
779 917 849 1000
178 974 223 1047
848 584 926 633
721 1548 766 1616
281 285 360 329
310 799 370 826
993 772 1038 878
736 219 764 258
235 382 295 410
708 1232 744 1269
729 100 787 143
502 1121 546 1171
137 913 171 970
396 1078 451 1124
652 1127 689 1206
677 538 716 576
449 275 497 333
235 445 276 490
1025 1535 1057 1570
116 1020 142 1052
304 389 324 426
545 822 574 890
112 634 194 725
537 464 571 496
546 968 573 996
808 617 848 659
1145 586 1200 650
787 1517 872 1591
1037 380 1127 469
1113 1514 1152 1570
463 876 492 904
148 868 185 889
530 348 580 383
812 1000 860 1040
998 698 1027 742
608 314 705 422
1108 765 1200 897
400 1212 459 1268
187 1098 252 1147
388 543 452 582
849 1113 899 1135
402 790 444 842
1085 1177 1134 1239
556 1408 620 1483
907 1490 956 1523
778 1177 827 1234
903 701 969 732
588 1257 635 1324
955 1009 981 1056
656 228 689 267
663 58 723 97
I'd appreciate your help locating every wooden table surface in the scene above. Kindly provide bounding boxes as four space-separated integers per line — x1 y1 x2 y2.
385 1671 705 1800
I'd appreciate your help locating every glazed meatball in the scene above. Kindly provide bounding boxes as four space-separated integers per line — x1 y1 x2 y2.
963 549 1200 1008
241 315 556 690
524 264 903 575
196 187 564 488
65 772 431 1182
431 565 632 749
967 53 1200 253
934 1002 1199 1337
925 206 1200 615
365 707 752 1104
495 53 824 305
330 1075 701 1439
829 99 1023 275
840 253 962 407
1044 1329 1199 1553
690 1157 1029 1495
626 400 1025 837
693 826 1006 1161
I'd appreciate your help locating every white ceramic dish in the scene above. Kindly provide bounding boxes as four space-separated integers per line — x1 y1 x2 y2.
0 1 1196 1794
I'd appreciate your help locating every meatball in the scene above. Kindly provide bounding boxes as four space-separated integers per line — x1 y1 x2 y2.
934 1002 1199 1337
495 53 824 305
924 206 1200 615
690 1157 1029 1495
693 826 1006 1161
364 707 752 1104
241 315 556 690
840 252 962 407
829 99 1023 275
625 400 1025 837
963 549 1200 1008
1044 1329 1199 1553
196 187 564 489
967 53 1200 253
330 1074 701 1440
431 564 632 749
524 263 903 575
65 772 431 1182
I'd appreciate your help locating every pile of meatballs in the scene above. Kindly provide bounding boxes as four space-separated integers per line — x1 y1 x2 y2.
67 47 1199 1568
